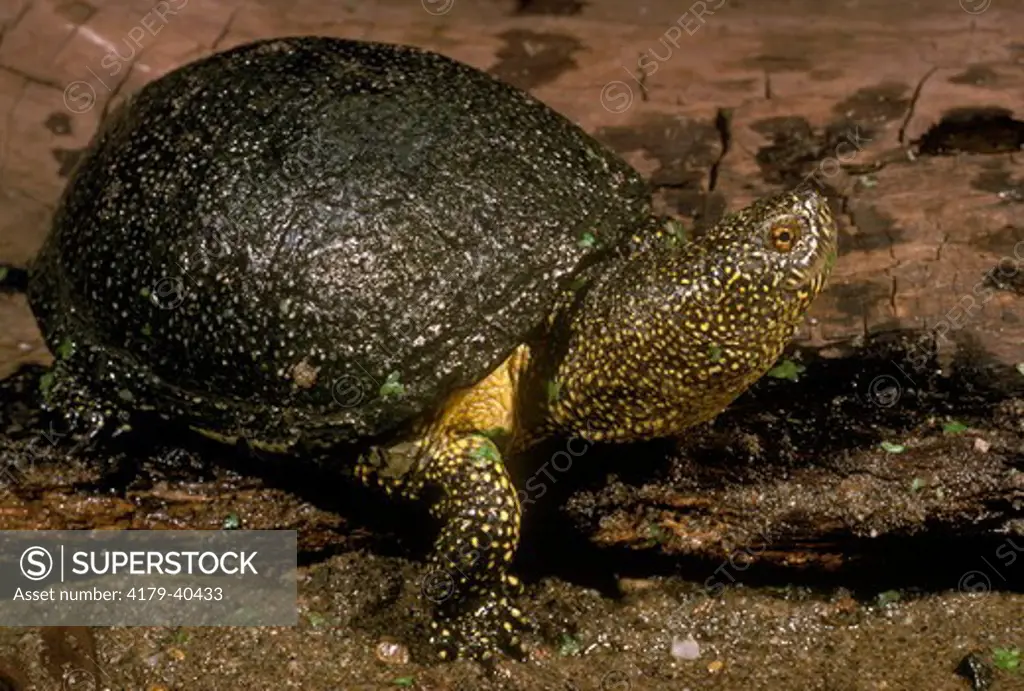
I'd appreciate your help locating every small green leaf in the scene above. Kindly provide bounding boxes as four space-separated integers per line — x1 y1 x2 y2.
39 371 55 396
547 379 562 404
393 677 416 687
708 344 724 363
766 359 805 382
139 286 151 298
306 611 328 627
0 267 8 282
880 441 906 454
141 323 153 337
470 440 499 463
665 219 689 247
56 338 75 360
876 589 901 606
578 232 597 249
942 420 969 434
558 633 582 657
646 524 668 544
992 647 1021 672
222 513 240 530
910 477 924 493
379 371 405 398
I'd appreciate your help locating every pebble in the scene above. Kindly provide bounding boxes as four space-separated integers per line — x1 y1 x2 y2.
671 635 701 660
973 437 991 453
375 639 410 665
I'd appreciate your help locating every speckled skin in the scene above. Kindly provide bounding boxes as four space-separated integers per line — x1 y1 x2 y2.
535 192 837 442
27 37 838 662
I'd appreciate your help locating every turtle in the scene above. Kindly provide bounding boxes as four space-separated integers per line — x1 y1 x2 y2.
24 36 839 661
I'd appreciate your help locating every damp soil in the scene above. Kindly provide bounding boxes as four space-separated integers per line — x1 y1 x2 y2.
0 331 1022 691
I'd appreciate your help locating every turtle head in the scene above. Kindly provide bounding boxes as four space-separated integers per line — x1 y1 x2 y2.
542 187 838 443
702 187 838 327
665 187 837 400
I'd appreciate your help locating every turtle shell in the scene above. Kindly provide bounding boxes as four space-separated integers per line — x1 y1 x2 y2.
28 36 651 447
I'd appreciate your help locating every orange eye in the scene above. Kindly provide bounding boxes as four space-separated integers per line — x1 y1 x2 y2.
769 219 801 252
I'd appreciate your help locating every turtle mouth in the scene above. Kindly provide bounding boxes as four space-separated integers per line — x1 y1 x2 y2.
783 209 839 296
784 244 836 294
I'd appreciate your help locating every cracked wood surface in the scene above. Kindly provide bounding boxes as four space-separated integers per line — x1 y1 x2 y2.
2 0 1024 377
1 0 1024 560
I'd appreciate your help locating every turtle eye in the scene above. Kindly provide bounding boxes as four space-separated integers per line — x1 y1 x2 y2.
768 218 802 253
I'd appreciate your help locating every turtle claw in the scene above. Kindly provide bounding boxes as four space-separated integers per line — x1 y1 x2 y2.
430 576 532 662
430 584 532 662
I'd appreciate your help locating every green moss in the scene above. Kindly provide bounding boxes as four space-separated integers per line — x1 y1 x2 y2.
470 439 499 464
56 338 75 361
942 420 968 434
39 371 55 396
379 371 405 398
876 589 901 606
558 633 582 657
766 359 804 381
992 647 1020 672
665 219 689 247
642 523 669 547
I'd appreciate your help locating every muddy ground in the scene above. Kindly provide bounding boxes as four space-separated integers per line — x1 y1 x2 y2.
1 0 1024 689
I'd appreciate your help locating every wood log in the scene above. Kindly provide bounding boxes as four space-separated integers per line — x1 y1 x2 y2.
1 0 1023 575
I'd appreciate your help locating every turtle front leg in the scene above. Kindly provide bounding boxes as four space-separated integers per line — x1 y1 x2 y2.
419 432 528 661
355 347 532 661
355 432 528 660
